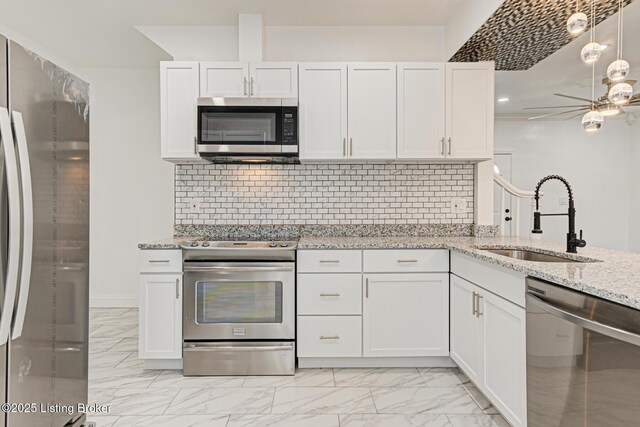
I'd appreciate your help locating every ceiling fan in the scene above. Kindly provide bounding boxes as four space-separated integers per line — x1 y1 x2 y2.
526 77 640 121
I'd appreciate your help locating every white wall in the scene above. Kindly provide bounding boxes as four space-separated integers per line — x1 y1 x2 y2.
495 119 633 251
629 117 640 252
137 25 445 62
83 67 174 307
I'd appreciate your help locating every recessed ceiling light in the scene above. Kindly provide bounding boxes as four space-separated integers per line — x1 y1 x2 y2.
498 97 510 103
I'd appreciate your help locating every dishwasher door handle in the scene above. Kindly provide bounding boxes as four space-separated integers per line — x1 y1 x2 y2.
527 293 640 347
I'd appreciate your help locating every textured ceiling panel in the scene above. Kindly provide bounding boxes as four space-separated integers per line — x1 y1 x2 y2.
450 0 634 70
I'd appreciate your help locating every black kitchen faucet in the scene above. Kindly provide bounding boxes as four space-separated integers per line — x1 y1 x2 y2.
531 175 587 254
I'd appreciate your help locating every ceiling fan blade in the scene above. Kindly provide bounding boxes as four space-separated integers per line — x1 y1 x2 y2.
554 93 596 103
564 112 587 120
524 105 589 110
528 107 590 120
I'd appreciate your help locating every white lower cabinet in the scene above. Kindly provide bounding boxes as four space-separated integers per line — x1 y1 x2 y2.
481 290 527 427
450 274 482 383
297 249 450 365
139 273 182 359
139 249 182 362
363 273 449 357
297 316 362 358
450 273 526 427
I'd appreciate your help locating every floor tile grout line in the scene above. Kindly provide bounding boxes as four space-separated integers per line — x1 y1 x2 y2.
160 387 182 416
269 386 278 414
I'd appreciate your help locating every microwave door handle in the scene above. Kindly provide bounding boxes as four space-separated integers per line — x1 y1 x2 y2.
0 108 21 345
10 112 33 339
527 293 640 347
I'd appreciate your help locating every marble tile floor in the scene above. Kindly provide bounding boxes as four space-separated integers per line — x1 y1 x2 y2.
88 308 509 427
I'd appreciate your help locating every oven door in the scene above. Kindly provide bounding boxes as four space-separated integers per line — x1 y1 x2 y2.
198 105 283 154
183 262 295 340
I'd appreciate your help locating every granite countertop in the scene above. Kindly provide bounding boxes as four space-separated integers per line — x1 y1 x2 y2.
299 235 640 310
139 234 640 310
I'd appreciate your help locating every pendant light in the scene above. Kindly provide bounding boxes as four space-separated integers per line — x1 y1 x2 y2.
581 0 601 63
607 0 630 81
582 63 604 132
567 0 588 35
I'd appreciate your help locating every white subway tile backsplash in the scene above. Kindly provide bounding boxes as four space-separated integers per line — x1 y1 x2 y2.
175 163 474 225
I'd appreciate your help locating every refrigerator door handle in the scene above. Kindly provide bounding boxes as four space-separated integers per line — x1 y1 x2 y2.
11 111 33 339
0 107 22 345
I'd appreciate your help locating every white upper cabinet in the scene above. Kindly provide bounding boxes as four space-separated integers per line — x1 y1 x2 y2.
250 62 298 98
348 63 397 159
199 62 249 98
160 61 200 162
445 62 494 160
397 63 446 159
200 62 297 98
299 63 348 160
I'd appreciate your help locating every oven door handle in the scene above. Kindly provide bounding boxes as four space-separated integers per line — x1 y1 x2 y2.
527 293 640 347
184 266 294 273
184 345 294 352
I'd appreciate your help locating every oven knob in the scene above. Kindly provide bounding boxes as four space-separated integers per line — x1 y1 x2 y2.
269 241 277 248
201 242 210 247
279 242 289 247
190 242 199 247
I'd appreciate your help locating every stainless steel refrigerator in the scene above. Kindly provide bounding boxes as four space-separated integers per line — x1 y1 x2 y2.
0 34 90 427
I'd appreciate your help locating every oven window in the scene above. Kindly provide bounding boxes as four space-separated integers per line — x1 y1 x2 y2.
201 112 276 143
196 281 283 323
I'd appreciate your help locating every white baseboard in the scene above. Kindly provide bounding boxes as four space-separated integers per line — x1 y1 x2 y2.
143 359 183 370
90 296 138 308
298 356 456 369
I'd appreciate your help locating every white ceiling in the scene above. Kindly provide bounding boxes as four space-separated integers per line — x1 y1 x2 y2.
0 0 465 68
495 0 640 119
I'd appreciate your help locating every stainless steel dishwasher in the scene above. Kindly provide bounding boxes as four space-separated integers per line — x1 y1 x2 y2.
526 277 640 427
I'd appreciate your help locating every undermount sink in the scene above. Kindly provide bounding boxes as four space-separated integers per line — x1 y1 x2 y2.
480 248 585 263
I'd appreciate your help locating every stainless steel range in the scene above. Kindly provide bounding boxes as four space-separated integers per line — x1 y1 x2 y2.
182 241 297 376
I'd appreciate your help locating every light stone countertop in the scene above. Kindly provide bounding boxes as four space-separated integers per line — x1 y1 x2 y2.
139 235 640 310
298 235 640 310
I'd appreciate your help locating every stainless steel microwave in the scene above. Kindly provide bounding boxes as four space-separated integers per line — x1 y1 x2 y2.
197 97 299 163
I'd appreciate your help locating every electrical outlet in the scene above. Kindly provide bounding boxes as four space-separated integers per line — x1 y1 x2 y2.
450 198 467 214
185 198 201 214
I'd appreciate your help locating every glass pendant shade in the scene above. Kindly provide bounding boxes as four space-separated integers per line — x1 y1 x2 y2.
607 59 630 81
581 42 602 63
608 82 634 105
567 12 589 34
582 110 604 132
598 104 621 116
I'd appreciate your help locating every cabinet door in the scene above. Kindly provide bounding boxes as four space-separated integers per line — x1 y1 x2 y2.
348 63 397 159
397 63 446 159
160 61 200 161
445 62 494 160
299 63 348 160
480 291 527 427
250 62 298 98
450 274 482 383
200 62 249 98
139 274 182 359
363 273 449 357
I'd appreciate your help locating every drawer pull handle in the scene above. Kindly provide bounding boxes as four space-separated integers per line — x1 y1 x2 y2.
319 293 340 297
397 259 418 263
148 260 171 263
319 335 340 340
319 260 340 264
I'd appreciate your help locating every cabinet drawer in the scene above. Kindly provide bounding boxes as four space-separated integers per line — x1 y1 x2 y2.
297 316 362 358
297 250 362 273
139 250 182 273
363 249 449 273
298 274 362 315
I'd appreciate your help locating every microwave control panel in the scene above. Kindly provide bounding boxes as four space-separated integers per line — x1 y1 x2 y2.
282 107 298 145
